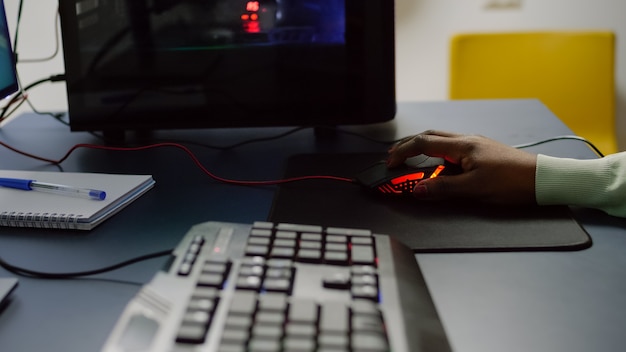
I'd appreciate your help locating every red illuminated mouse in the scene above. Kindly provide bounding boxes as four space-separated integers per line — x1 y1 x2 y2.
354 156 462 195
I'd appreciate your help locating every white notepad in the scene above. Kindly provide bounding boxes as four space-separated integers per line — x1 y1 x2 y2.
0 170 155 230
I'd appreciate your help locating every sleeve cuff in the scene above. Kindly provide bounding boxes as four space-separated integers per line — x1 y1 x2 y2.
536 153 626 217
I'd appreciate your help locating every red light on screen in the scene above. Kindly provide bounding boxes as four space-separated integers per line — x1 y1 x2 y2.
241 14 250 20
244 21 261 33
250 13 258 21
246 1 260 12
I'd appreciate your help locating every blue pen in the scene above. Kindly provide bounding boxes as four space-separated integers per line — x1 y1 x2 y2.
0 177 106 200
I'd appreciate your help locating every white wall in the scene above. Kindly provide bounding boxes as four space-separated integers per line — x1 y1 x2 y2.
4 1 65 116
4 0 625 150
395 0 626 150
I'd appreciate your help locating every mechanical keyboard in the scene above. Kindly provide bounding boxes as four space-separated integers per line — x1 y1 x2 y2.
101 221 451 352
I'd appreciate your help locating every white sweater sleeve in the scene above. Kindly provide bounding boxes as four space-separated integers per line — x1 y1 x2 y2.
535 152 626 217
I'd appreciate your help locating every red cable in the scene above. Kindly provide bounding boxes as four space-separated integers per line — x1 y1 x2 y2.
0 140 355 186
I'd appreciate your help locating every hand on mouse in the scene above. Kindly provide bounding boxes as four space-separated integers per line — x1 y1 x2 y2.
387 130 537 204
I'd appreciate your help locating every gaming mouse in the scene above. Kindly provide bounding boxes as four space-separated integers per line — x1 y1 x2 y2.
354 156 463 195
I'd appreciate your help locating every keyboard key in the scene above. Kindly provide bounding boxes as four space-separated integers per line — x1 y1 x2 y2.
248 237 271 246
191 234 205 245
252 221 274 229
350 300 380 316
187 242 201 254
318 333 349 348
255 311 285 325
229 291 257 315
299 241 322 249
351 237 373 245
239 265 264 277
350 332 389 351
325 243 348 252
248 338 281 352
266 259 293 268
265 267 292 279
251 324 283 339
258 293 288 312
324 251 349 265
275 231 297 239
246 245 269 257
322 273 351 289
351 245 375 265
270 247 295 258
217 341 247 352
352 274 377 286
202 262 228 274
224 314 253 330
288 299 318 324
178 262 192 276
351 285 379 302
351 265 377 275
221 328 249 343
276 223 322 233
296 248 322 262
351 314 386 334
319 302 349 335
326 235 348 243
236 276 262 291
217 342 246 352
176 324 207 344
301 233 322 241
182 310 211 325
262 278 292 293
326 227 371 237
283 336 316 352
250 228 273 237
274 238 297 247
241 256 265 266
285 322 317 337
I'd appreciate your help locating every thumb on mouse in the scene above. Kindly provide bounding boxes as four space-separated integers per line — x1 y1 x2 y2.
412 176 462 200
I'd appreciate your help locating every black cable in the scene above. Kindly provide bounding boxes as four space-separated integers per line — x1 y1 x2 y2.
0 74 66 120
86 125 396 151
142 126 310 151
17 7 61 63
513 135 605 158
0 249 172 279
11 0 24 60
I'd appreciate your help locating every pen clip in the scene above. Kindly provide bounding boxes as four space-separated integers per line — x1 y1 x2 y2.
0 178 33 190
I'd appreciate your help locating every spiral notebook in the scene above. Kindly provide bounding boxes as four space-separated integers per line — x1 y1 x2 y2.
0 170 155 230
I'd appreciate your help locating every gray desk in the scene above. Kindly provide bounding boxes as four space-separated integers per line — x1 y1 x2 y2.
1 99 625 352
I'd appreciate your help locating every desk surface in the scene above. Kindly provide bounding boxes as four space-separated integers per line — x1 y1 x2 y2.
1 99 626 352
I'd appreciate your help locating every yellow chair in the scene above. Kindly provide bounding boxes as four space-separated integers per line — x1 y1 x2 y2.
449 31 617 154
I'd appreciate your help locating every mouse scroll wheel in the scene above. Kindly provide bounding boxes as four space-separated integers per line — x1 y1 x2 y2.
391 172 425 185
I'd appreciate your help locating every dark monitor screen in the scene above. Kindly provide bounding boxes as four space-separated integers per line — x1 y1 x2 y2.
59 0 395 133
0 0 18 100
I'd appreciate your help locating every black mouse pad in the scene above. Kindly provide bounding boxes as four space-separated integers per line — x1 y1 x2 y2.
268 153 592 252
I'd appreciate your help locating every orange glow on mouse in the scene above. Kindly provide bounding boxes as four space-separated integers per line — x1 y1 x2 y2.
390 172 424 185
377 184 403 194
430 165 445 178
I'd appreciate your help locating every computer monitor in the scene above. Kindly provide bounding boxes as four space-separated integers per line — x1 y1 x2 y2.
58 0 395 135
0 0 18 100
